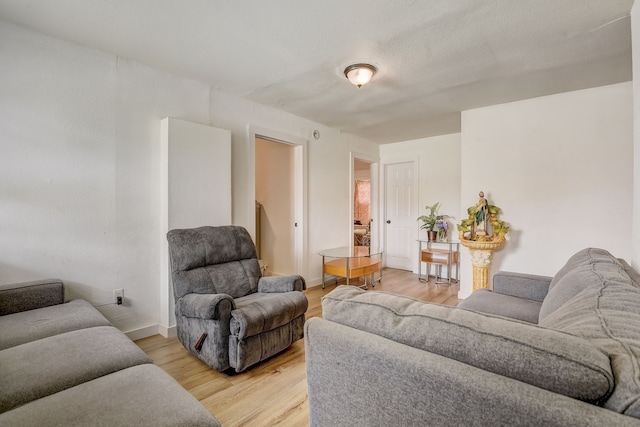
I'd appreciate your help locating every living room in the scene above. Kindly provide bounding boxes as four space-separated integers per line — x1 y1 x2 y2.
1 1 640 425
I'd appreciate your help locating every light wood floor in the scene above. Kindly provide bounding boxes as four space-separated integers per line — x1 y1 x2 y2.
135 269 459 426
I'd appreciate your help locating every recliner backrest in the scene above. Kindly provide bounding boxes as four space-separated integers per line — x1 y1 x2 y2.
167 226 261 300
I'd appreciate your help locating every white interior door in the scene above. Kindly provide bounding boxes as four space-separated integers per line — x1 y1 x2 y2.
384 161 416 270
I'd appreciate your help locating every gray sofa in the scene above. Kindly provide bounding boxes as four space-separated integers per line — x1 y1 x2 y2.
0 279 220 427
305 248 640 426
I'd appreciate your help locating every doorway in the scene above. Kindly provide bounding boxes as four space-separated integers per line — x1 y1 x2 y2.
250 126 307 279
353 159 371 246
255 137 295 276
350 152 379 250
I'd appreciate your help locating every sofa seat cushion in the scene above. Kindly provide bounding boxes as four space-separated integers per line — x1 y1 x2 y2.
0 299 112 350
539 266 640 418
323 286 614 403
0 364 220 427
458 289 542 323
230 291 308 340
0 326 152 413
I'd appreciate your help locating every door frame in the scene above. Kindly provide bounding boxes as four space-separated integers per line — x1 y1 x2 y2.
248 125 308 278
381 157 419 270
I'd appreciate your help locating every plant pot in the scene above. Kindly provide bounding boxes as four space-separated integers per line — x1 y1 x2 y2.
427 231 438 241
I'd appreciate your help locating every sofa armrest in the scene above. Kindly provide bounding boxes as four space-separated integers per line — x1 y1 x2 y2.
258 275 306 293
305 318 640 427
0 279 64 316
176 293 235 320
493 271 552 302
619 259 640 287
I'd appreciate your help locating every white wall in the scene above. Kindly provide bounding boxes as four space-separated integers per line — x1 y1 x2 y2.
460 82 633 298
0 21 379 336
632 2 640 273
380 133 462 274
0 21 211 334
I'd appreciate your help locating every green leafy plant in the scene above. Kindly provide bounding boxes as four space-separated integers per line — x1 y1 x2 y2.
417 202 451 231
457 203 509 240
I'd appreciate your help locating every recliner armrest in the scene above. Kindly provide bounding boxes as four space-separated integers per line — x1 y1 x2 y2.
258 275 306 293
493 271 552 302
0 279 64 316
176 293 235 320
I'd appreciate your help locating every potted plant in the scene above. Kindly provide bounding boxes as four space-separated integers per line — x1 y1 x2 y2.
417 202 451 241
435 218 449 242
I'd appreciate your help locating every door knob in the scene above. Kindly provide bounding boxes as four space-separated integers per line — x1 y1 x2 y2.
386 220 391 224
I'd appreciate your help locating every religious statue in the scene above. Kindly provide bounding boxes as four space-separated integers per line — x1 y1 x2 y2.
457 191 510 291
457 191 509 243
475 191 489 237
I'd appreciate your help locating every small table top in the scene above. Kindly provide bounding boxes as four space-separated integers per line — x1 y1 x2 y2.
319 246 383 258
416 239 460 244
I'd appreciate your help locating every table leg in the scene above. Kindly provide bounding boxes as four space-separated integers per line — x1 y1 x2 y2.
373 255 382 286
346 258 350 286
455 244 460 282
448 245 453 285
418 242 424 282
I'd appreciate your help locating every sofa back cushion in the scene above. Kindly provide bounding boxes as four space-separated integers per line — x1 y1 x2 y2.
323 286 614 403
0 279 64 316
549 247 621 290
539 263 640 418
167 226 261 300
539 248 623 322
171 260 261 300
539 262 624 322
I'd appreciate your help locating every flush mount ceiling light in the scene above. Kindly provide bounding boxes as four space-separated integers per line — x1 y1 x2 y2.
344 63 377 88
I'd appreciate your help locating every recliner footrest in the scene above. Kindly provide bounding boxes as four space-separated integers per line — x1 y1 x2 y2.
230 292 308 339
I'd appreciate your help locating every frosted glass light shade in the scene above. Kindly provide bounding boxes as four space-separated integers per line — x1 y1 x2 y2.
344 63 377 88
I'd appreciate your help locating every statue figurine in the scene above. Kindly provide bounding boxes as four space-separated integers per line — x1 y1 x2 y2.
475 191 489 238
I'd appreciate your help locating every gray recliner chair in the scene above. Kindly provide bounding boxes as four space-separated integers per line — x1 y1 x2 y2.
167 225 308 373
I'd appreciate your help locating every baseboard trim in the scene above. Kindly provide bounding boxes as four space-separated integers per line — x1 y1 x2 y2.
159 324 177 338
125 324 177 341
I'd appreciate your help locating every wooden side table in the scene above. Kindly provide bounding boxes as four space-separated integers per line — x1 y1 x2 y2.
319 246 383 289
417 240 460 285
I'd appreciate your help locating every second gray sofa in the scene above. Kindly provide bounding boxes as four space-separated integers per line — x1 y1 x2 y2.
305 247 640 426
0 279 220 426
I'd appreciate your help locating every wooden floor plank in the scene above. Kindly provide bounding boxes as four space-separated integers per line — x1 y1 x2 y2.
136 268 459 426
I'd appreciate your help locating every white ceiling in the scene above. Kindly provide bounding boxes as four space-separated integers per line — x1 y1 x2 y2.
0 0 633 144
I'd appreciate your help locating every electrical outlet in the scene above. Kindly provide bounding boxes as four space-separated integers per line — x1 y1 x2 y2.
113 289 124 305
